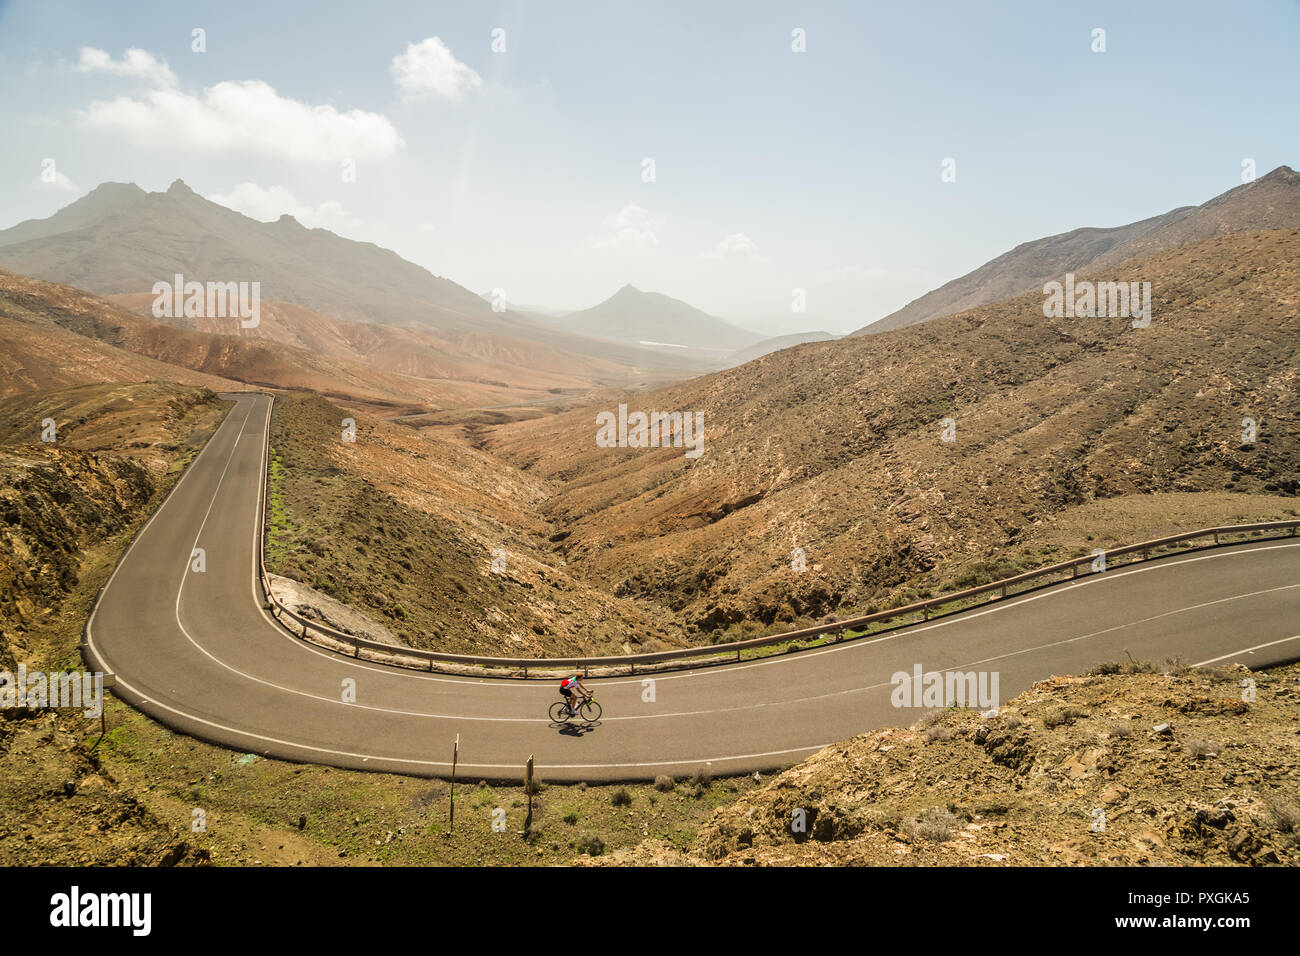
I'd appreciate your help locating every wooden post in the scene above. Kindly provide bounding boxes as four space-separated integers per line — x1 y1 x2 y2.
525 755 535 835
448 734 459 834
97 673 117 746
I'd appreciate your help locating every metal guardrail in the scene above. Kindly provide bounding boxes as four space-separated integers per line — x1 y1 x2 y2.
254 393 1300 678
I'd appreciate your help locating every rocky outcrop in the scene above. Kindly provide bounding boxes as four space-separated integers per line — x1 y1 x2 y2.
588 661 1300 867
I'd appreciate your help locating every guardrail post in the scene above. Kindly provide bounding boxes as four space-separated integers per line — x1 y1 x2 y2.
1000 584 1007 598
525 755 534 836
448 735 458 834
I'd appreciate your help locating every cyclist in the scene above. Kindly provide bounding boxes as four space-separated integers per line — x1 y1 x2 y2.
559 673 590 716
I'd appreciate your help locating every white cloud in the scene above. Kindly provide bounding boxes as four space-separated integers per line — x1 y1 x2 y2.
76 79 403 163
74 47 177 89
33 168 79 193
391 38 482 102
703 232 767 261
591 203 663 249
207 182 360 232
417 222 437 234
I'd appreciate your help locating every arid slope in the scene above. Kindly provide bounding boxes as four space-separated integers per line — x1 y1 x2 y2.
0 269 552 414
265 395 688 656
491 229 1300 638
855 165 1300 335
589 660 1300 867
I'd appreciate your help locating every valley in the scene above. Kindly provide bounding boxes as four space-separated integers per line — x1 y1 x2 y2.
1 160 1297 873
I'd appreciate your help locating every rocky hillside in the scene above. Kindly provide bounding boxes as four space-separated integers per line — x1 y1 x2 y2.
854 165 1300 335
724 330 838 367
0 383 225 867
266 394 688 656
0 269 240 399
589 659 1300 866
0 268 567 416
0 384 225 665
490 229 1300 639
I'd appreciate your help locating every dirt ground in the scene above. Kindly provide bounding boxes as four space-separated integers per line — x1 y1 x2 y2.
587 659 1300 866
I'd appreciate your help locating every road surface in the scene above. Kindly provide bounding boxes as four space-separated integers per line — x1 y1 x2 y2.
84 393 1300 781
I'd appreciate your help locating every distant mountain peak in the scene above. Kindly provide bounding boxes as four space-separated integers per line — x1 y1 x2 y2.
87 181 145 198
563 283 759 352
0 177 511 335
852 162 1300 336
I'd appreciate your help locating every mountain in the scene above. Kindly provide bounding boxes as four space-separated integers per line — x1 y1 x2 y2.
491 228 1300 635
0 268 242 398
853 165 1300 335
0 181 711 385
104 292 632 396
724 331 838 366
0 180 488 327
551 284 762 356
0 268 571 415
0 182 149 247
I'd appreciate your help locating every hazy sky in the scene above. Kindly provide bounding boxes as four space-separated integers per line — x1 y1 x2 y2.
1 0 1298 334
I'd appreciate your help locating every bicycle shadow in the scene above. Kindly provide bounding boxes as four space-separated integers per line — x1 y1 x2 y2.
554 720 601 737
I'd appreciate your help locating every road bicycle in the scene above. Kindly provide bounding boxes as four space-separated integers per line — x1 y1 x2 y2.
549 691 601 723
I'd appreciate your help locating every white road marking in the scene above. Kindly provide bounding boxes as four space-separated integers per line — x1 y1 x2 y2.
88 393 1300 774
1195 634 1300 666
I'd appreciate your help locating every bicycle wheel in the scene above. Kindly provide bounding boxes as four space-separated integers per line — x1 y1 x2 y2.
549 701 570 723
580 698 602 721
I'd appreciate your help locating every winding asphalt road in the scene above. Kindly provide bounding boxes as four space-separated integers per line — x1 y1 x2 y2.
83 392 1300 782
